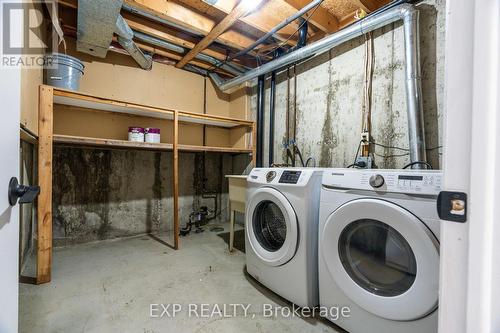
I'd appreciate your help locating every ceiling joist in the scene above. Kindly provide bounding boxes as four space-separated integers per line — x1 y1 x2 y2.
56 0 393 72
284 0 339 33
124 0 257 51
176 0 261 69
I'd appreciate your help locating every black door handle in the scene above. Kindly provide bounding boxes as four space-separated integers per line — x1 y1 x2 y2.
437 191 467 223
8 177 40 206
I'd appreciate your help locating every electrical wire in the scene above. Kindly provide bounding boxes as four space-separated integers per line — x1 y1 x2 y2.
349 139 442 167
256 1 323 61
402 161 433 170
205 1 324 74
373 152 409 158
305 157 317 167
347 140 363 168
367 140 443 152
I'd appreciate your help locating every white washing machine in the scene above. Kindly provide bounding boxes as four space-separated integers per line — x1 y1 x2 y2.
245 168 323 308
318 169 442 333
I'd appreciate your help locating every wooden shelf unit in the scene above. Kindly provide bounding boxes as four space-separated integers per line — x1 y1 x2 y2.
36 85 255 284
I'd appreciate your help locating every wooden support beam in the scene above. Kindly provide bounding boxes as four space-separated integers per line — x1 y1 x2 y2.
350 0 379 13
173 110 179 250
175 0 255 69
37 85 54 284
184 0 299 44
58 0 260 65
125 0 256 52
123 13 253 67
284 0 339 33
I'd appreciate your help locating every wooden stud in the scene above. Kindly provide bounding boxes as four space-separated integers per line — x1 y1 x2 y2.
176 0 255 69
37 85 54 284
284 0 339 33
173 110 180 250
124 0 257 51
350 0 380 13
188 0 299 44
122 13 245 64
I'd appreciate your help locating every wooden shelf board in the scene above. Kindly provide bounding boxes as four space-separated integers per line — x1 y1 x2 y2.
180 144 253 154
53 134 174 151
53 134 253 154
51 86 253 129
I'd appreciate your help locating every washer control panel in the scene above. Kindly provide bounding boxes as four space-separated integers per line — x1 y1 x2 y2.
248 168 318 186
323 169 443 195
278 171 302 184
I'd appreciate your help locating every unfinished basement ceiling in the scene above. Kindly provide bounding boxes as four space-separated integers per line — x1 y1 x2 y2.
56 0 392 75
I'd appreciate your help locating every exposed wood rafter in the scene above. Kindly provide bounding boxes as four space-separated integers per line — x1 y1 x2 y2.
181 0 299 45
176 0 261 69
124 0 256 51
284 0 339 33
350 0 379 13
57 0 392 71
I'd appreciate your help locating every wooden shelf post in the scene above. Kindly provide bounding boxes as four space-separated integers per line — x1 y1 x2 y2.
37 85 54 284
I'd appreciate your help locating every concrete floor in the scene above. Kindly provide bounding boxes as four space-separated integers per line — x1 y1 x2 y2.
19 223 342 333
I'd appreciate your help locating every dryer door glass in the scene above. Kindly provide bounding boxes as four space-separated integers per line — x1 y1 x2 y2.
338 219 417 297
246 187 298 266
253 200 287 252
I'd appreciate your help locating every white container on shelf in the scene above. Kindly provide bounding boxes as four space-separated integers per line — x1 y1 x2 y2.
145 128 161 143
128 127 145 142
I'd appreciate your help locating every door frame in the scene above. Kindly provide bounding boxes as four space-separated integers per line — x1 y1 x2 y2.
439 0 500 332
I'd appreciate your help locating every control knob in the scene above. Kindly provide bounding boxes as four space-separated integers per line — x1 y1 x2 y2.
266 171 277 183
369 174 385 188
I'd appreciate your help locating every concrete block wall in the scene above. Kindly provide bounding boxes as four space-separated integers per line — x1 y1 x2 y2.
254 0 445 169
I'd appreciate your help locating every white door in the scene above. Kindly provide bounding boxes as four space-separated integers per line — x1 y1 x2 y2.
321 198 439 321
246 187 298 266
440 0 500 332
0 4 22 332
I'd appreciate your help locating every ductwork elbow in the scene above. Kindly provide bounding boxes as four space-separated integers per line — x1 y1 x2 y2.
115 15 152 70
399 3 418 21
117 36 153 70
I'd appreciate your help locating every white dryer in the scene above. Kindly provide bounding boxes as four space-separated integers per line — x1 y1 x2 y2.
318 169 442 333
245 168 323 308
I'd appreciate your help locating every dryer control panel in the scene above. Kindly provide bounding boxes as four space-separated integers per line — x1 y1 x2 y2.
279 171 302 184
323 169 443 195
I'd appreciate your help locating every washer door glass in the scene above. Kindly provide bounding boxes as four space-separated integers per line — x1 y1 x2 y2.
321 198 439 321
339 219 417 297
246 188 298 267
253 200 287 252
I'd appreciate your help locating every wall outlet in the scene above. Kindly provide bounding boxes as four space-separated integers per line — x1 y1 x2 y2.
355 156 373 169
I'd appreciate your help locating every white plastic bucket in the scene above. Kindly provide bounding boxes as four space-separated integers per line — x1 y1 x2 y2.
44 53 84 91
